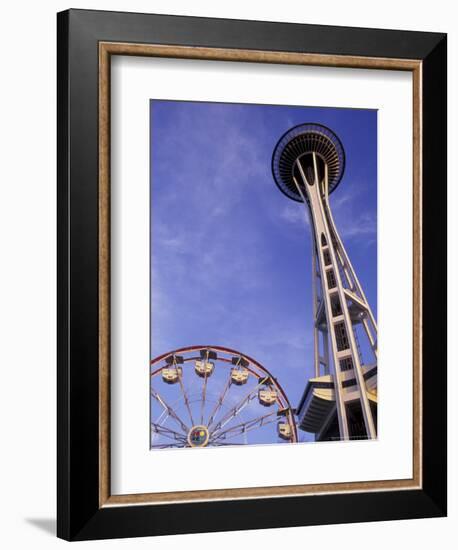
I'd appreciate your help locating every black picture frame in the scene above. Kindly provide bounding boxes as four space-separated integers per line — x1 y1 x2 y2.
57 8 447 541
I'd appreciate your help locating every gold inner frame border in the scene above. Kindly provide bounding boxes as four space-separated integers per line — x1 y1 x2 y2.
98 42 422 507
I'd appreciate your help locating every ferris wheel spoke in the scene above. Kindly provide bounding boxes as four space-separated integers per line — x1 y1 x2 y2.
206 372 233 429
210 411 278 443
151 388 190 433
177 372 195 426
209 378 268 433
199 349 212 425
200 372 209 425
151 422 188 444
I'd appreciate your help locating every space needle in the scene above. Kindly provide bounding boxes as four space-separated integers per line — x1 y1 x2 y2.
272 123 378 441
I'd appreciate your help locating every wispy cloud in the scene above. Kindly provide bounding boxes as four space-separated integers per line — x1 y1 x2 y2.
278 202 310 228
330 181 376 243
338 211 376 239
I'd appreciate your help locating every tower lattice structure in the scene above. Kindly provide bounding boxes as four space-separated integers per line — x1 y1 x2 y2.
272 123 378 441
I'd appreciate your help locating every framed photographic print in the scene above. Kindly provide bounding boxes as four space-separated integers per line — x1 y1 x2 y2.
57 9 447 541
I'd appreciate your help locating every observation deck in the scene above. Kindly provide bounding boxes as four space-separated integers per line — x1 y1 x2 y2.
271 123 345 202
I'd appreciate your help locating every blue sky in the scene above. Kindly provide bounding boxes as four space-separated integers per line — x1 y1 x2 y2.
150 100 377 442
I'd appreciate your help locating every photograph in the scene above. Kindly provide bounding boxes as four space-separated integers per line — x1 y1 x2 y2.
149 100 378 449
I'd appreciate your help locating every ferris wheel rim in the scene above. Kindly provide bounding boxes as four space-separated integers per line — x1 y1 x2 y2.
151 345 294 409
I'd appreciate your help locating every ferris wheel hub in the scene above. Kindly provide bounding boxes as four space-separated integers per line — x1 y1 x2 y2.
187 425 210 447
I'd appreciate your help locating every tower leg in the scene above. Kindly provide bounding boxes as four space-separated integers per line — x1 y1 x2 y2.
312 244 320 378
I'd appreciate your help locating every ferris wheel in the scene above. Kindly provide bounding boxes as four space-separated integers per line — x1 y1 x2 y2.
150 345 298 449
